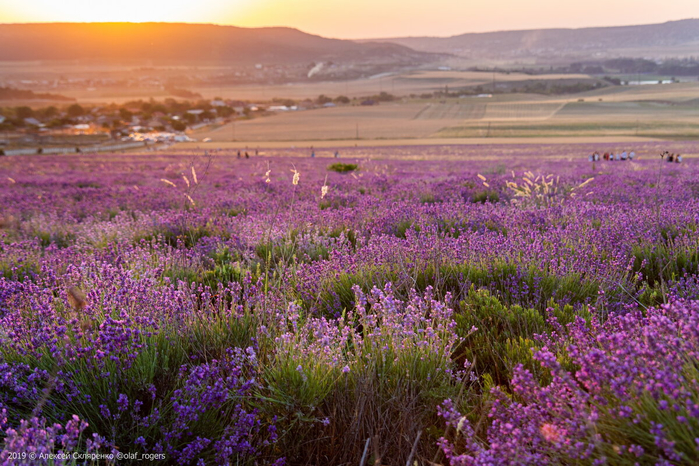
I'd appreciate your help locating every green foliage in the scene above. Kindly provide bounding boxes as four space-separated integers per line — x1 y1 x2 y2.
135 223 218 248
258 297 462 464
419 192 441 204
452 288 584 385
631 242 699 287
592 363 699 464
471 190 500 203
305 258 601 319
0 259 40 281
34 230 76 248
327 163 358 173
394 219 417 239
1 310 261 462
326 227 357 249
319 196 355 210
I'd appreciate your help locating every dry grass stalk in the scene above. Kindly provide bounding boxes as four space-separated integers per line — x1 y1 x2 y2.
0 214 16 229
66 286 88 311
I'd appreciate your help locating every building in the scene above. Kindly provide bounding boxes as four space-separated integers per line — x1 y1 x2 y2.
24 117 44 127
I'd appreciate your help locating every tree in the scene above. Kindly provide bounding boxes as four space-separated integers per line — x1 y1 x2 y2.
67 104 85 118
15 106 33 119
119 108 133 122
217 106 234 118
42 106 58 119
316 94 332 105
334 95 350 104
171 120 186 132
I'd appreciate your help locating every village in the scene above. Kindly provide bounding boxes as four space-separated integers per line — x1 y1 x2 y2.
0 92 378 155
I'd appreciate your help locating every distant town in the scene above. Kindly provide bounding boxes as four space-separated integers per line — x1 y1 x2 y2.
0 91 398 155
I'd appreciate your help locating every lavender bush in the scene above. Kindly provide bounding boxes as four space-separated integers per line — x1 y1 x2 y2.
1 141 698 464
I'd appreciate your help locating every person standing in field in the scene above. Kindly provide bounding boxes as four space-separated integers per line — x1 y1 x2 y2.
629 150 635 160
621 150 627 161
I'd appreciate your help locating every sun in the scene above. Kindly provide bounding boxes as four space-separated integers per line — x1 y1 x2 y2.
0 0 252 24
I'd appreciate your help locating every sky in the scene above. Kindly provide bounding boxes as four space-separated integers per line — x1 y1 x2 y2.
0 0 696 39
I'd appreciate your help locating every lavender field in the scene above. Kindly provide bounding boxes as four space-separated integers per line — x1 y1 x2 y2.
1 142 699 465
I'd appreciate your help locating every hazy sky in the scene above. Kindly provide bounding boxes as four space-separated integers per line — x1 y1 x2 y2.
0 0 696 38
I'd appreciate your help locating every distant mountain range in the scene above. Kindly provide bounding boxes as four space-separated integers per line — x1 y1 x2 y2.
0 20 697 68
0 23 437 66
370 19 699 61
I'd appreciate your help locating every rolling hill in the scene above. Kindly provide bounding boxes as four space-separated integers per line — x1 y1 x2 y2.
369 19 699 61
0 22 439 66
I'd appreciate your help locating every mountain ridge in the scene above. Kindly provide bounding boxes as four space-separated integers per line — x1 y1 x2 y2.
364 19 699 60
0 22 438 65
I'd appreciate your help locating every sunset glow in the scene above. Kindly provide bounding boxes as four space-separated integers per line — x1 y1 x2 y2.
0 0 697 38
0 0 255 25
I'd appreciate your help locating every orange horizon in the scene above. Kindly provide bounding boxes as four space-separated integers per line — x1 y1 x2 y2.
0 0 697 39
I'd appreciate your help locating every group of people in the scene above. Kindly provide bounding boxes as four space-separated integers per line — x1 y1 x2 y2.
237 148 259 159
588 150 636 162
309 146 341 158
660 151 683 163
589 150 684 163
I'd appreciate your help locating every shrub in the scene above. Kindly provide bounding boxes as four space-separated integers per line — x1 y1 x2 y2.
438 299 699 465
328 163 358 173
471 190 500 203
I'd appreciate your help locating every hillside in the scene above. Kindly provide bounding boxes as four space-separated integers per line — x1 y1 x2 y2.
0 22 438 66
369 19 699 61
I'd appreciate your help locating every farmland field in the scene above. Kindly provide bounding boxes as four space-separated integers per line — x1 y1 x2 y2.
0 64 597 105
191 82 699 143
2 141 699 464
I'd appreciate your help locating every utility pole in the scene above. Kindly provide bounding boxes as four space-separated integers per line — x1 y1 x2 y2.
356 122 359 140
